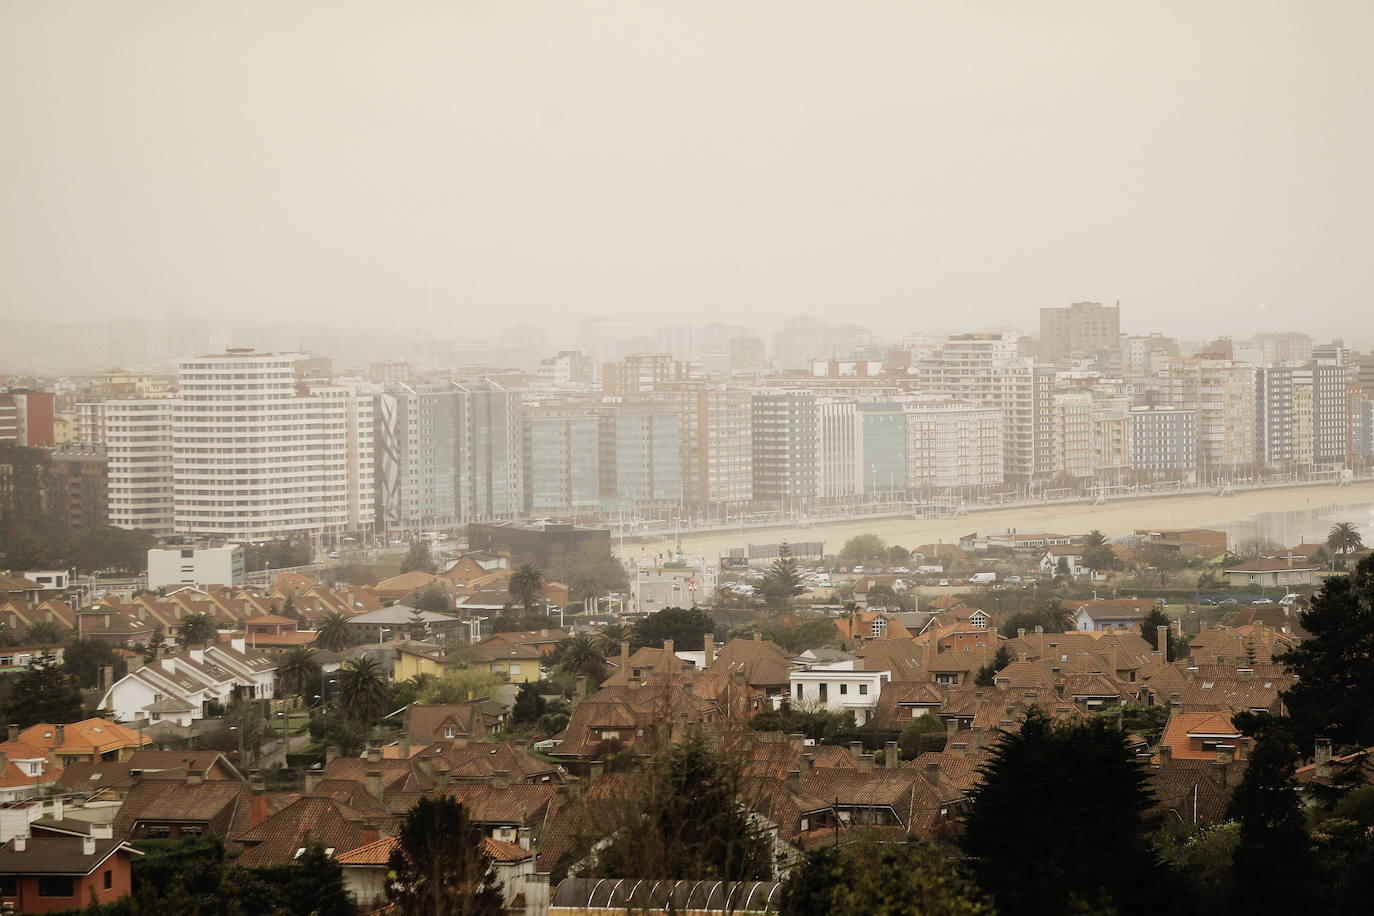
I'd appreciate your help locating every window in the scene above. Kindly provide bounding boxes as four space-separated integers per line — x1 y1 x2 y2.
508 663 522 676
39 877 75 898
0 875 16 896
839 683 848 695
795 683 804 699
104 870 113 890
443 725 455 738
859 683 868 695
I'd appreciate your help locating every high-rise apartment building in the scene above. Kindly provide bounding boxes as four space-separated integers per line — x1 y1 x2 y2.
456 381 525 522
815 399 859 500
172 352 374 540
903 401 1004 489
856 403 907 496
1039 301 1120 362
374 384 462 532
0 391 55 447
105 397 178 536
601 354 694 397
1293 365 1348 466
1129 406 1197 476
602 405 681 511
524 408 603 516
751 390 818 505
1157 358 1256 474
1252 333 1312 367
916 335 1053 481
1255 367 1295 468
653 383 752 506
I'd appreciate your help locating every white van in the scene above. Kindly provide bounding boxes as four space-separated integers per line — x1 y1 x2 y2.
969 572 997 585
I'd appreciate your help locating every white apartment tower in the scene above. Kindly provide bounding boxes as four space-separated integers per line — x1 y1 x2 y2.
172 352 373 540
105 397 178 537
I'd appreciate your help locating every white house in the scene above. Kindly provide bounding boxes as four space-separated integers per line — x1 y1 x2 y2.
99 637 276 725
1038 549 1087 578
786 665 890 725
146 544 246 590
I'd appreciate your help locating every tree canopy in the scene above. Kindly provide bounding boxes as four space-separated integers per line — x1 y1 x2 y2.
780 840 992 916
630 606 714 651
837 534 888 568
401 540 436 575
761 541 803 603
386 796 503 916
962 709 1173 915
595 736 774 881
508 562 544 610
1277 553 1374 751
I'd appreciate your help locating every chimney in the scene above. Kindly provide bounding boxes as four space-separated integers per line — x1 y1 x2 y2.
753 631 761 642
703 633 715 667
849 741 863 760
365 744 383 765
1315 738 1333 780
250 774 267 824
399 734 411 759
620 640 630 671
6 724 15 742
945 717 959 737
1238 736 1253 761
923 761 941 784
588 759 604 781
12 837 24 852
365 768 383 800
186 769 203 785
82 835 96 856
885 741 899 768
517 826 532 850
1156 626 1169 658
575 675 588 699
492 769 511 788
786 768 802 793
90 824 112 840
304 765 324 793
1159 744 1171 762
102 665 114 692
857 754 874 773
664 638 675 655
52 798 63 821
1036 625 1045 658
683 682 693 697
189 647 205 664
435 761 453 788
524 872 551 916
970 726 984 751
55 724 65 745
359 822 379 844
325 744 340 764
249 769 265 792
800 753 814 773
788 733 804 754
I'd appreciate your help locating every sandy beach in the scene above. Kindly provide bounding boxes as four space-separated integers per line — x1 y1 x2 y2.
659 480 1374 562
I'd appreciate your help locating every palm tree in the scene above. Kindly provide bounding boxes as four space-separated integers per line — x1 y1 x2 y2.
596 623 630 654
278 647 321 699
508 563 544 611
337 656 389 723
316 611 356 652
560 634 605 670
1327 522 1364 570
178 613 218 646
1040 598 1075 633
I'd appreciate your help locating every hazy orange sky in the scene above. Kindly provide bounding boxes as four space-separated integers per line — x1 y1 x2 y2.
3 1 1371 341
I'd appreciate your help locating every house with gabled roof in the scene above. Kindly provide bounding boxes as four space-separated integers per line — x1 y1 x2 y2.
1223 556 1325 588
0 832 142 914
114 771 256 847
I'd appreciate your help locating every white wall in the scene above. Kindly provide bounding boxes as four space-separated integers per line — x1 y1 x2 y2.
147 544 245 589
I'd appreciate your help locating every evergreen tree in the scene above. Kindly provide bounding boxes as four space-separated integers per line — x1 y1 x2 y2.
630 606 714 651
1278 553 1374 750
178 612 219 646
595 735 773 881
316 611 356 652
1227 715 1316 916
400 540 436 575
511 681 546 727
962 709 1172 915
3 657 83 728
507 563 544 610
761 541 803 603
780 840 992 916
387 796 503 915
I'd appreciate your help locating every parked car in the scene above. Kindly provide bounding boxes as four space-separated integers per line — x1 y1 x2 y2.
938 579 950 587
1219 598 1240 605
1251 597 1273 605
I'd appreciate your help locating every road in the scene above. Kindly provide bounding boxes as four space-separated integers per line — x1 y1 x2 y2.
662 479 1374 563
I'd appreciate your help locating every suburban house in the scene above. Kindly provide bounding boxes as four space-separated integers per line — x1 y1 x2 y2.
1039 549 1087 578
16 720 149 769
0 832 141 914
113 772 256 847
1223 557 1326 588
100 640 278 726
786 665 891 725
1071 599 1156 632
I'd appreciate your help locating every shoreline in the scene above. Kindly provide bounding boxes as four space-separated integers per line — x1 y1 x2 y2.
653 479 1374 563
